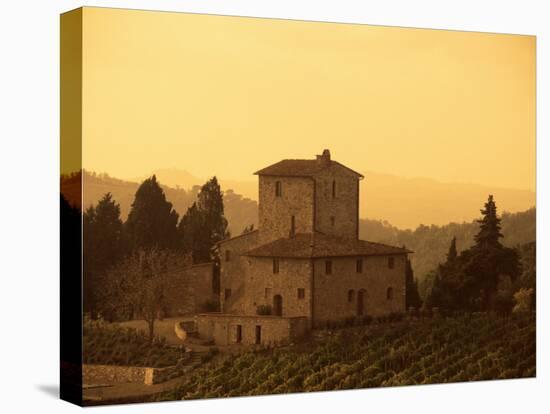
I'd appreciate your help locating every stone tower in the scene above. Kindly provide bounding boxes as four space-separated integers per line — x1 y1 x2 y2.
254 149 363 244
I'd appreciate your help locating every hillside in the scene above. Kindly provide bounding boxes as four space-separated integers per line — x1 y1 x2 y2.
129 168 535 229
62 171 535 281
360 170 534 229
62 171 259 235
359 207 536 282
159 314 535 400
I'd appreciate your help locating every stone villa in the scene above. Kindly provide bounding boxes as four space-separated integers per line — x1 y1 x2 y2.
196 150 410 346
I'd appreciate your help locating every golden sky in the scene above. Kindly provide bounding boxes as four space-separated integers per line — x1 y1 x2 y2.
81 7 535 191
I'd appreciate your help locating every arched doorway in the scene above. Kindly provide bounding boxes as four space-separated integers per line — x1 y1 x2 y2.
357 289 366 316
273 294 283 316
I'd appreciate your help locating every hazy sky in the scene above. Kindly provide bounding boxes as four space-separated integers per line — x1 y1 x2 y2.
81 7 535 190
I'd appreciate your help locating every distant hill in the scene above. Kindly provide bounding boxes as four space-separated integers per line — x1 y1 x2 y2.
133 168 258 201
129 168 535 229
360 170 535 229
62 171 259 235
359 207 536 282
63 171 535 282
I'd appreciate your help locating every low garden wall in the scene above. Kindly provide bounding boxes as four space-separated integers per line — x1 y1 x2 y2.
83 351 192 386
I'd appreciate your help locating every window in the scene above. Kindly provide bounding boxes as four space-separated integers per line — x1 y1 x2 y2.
273 258 280 274
264 288 271 299
388 257 395 269
330 216 335 227
225 250 231 262
236 325 242 343
332 180 336 198
297 288 305 299
290 215 295 235
387 287 394 300
356 258 363 273
255 325 262 344
275 181 282 197
325 260 332 275
224 288 232 300
348 289 355 302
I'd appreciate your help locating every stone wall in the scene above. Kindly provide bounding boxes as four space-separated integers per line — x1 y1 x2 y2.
314 164 360 239
312 254 407 326
83 354 191 386
196 313 309 346
164 262 216 316
83 364 146 384
219 231 260 314
243 257 312 322
258 176 315 244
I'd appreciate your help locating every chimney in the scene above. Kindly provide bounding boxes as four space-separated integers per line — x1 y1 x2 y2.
316 149 331 166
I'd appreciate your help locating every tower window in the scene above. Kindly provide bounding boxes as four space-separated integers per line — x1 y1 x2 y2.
297 288 305 299
348 289 355 302
330 216 335 227
291 215 296 235
356 258 363 273
387 287 394 300
225 288 232 299
273 258 280 274
325 260 332 275
332 180 336 198
275 181 282 197
388 257 395 269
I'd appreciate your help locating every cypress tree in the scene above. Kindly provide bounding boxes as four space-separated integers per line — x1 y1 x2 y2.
405 257 422 309
178 177 229 263
474 195 503 248
125 175 179 251
83 192 124 316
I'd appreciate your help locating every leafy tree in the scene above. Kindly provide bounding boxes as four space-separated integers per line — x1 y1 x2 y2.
427 196 521 312
83 192 124 315
99 248 191 343
179 202 211 263
125 175 179 251
178 177 229 263
513 288 535 313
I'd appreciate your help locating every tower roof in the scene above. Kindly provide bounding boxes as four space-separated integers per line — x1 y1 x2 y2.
254 150 363 178
244 232 411 258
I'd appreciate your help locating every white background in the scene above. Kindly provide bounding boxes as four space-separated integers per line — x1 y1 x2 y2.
0 0 548 412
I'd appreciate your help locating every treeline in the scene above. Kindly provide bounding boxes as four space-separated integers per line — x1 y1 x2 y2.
61 170 258 234
65 174 236 338
359 207 536 284
423 196 535 314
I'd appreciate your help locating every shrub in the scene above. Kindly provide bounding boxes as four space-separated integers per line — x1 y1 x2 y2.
513 288 534 313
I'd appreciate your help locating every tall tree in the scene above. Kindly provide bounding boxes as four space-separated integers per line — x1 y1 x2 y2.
447 236 458 262
83 193 124 315
178 177 228 263
474 195 503 248
405 257 422 309
427 196 520 312
125 175 179 251
197 177 229 246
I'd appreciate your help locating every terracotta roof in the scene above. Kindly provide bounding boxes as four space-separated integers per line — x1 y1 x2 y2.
245 232 411 258
254 159 363 178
